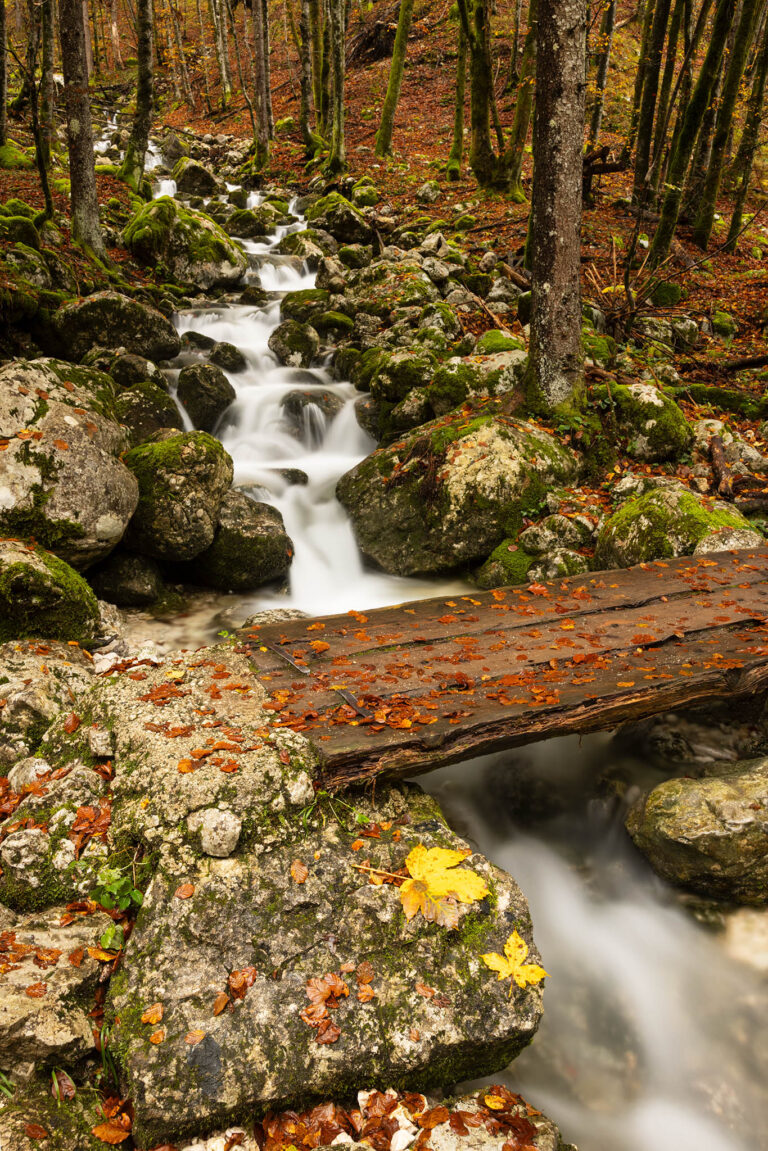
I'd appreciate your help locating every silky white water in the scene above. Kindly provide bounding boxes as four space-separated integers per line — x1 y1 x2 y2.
109 148 767 1150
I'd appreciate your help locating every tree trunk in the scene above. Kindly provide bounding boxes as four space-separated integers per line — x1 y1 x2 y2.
632 0 672 203
0 0 6 148
195 0 214 112
319 0 331 136
649 0 738 266
59 0 106 256
588 0 616 150
326 0 345 172
209 0 231 106
726 5 768 250
506 0 524 89
250 0 270 164
298 0 315 151
39 0 55 166
374 0 415 155
622 0 655 161
648 0 684 192
169 0 194 105
309 0 324 126
456 0 499 186
502 0 537 201
82 0 93 75
693 0 762 248
261 0 273 133
109 0 121 64
527 0 587 410
119 0 152 191
447 22 467 180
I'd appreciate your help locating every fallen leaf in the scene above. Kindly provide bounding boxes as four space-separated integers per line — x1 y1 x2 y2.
25 1123 49 1139
213 992 229 1015
51 1070 76 1100
357 984 376 1002
399 845 488 928
141 1002 164 1025
25 982 47 997
174 883 195 899
91 1121 131 1144
482 930 548 994
290 858 309 884
63 712 81 734
149 1029 165 1044
185 1030 205 1045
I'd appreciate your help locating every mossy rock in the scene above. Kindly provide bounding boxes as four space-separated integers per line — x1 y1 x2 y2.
314 310 355 336
114 379 184 445
650 282 683 307
225 204 285 239
345 260 440 318
87 549 163 606
338 243 372 269
171 156 221 196
281 287 331 325
0 538 100 644
595 486 754 568
476 540 536 589
592 381 692 462
0 140 34 170
305 192 374 245
176 362 236 432
268 320 320 368
123 196 248 290
178 489 293 592
352 183 380 208
476 331 525 356
424 361 485 416
711 310 738 339
275 229 326 268
53 290 181 361
370 349 437 404
0 214 40 249
1 197 36 218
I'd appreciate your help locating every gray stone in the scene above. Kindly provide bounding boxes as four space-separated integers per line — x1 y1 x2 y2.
53 291 181 361
177 363 236 433
185 489 293 592
0 640 93 767
187 808 242 857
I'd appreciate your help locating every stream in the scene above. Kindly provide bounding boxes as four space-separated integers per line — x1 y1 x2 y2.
111 143 768 1150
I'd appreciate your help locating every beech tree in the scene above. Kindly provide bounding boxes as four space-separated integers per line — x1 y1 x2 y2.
726 8 768 250
527 0 587 409
375 0 415 156
59 0 107 257
0 0 6 150
119 0 154 192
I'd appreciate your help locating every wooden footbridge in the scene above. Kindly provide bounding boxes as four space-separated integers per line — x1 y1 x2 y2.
242 548 768 787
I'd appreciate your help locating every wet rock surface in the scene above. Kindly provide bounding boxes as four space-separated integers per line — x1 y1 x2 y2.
52 291 181 362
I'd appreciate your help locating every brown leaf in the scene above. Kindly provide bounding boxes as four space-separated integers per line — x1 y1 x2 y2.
419 1107 450 1130
228 965 257 1001
409 1028 420 1042
24 982 47 998
63 712 81 734
51 1069 76 1100
68 947 84 967
414 981 435 999
300 1002 329 1026
315 1018 341 1044
356 959 375 985
25 1123 49 1139
149 1029 166 1044
290 859 309 884
213 992 229 1016
174 883 195 899
91 1121 131 1144
185 1029 206 1045
357 984 376 1003
141 1002 164 1025
323 972 349 999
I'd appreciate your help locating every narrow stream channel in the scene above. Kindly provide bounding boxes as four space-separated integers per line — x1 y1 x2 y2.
113 145 768 1151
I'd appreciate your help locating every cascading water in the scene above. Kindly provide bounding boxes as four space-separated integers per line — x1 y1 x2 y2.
101 132 766 1151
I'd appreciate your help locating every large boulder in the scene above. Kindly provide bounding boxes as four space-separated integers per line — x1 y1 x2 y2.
305 192 374 245
0 359 139 567
114 379 184 445
595 486 756 568
87 549 163 606
185 490 293 591
225 203 287 238
0 539 100 645
626 758 768 904
172 157 221 196
345 260 440 318
592 382 692 462
124 197 248 290
52 291 181 361
337 413 580 576
124 432 234 561
268 320 320 368
177 363 236 432
0 639 93 767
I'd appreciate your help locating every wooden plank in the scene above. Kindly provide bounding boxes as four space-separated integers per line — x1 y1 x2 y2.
239 548 768 788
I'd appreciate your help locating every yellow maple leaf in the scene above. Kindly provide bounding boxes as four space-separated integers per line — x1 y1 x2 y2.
400 845 489 929
482 930 548 994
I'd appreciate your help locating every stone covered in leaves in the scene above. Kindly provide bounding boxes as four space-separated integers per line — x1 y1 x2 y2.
0 639 94 767
109 781 543 1146
336 413 580 576
0 359 140 569
123 431 234 561
626 757 768 904
52 291 181 362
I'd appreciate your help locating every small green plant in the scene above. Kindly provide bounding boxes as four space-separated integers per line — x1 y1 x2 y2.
298 789 371 831
97 1024 119 1087
68 853 148 951
0 1069 14 1099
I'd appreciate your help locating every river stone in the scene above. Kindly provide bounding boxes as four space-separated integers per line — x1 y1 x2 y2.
172 157 222 196
0 639 93 767
0 903 113 1066
0 539 101 646
87 550 163 606
595 487 755 568
109 780 544 1147
186 490 293 592
209 341 247 373
177 363 236 432
281 389 344 438
626 758 768 904
0 358 140 568
52 291 181 362
275 229 326 268
108 351 167 389
269 320 320 368
124 432 234 561
336 413 580 576
592 382 692 463
345 261 440 318
124 197 248 290
114 379 184 445
305 192 374 245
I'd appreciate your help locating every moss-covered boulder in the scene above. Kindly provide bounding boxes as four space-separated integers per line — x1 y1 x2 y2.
425 361 486 416
87 549 163 606
475 330 525 355
345 260 440 318
209 340 247 372
124 431 234 561
275 229 326 268
184 490 293 591
177 362 236 432
52 290 181 362
305 191 374 245
595 486 755 568
225 203 287 238
280 287 331 325
337 413 580 576
124 197 248 290
1 242 52 287
369 348 437 404
171 156 221 196
475 540 536 589
114 379 184 445
594 382 692 462
0 358 139 568
626 758 768 904
268 319 320 368
0 214 39 249
0 538 100 644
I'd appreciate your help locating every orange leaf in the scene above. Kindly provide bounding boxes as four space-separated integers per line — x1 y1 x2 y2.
92 1121 131 1144
290 859 308 884
213 992 229 1015
25 982 47 997
185 1029 205 1045
141 1002 163 1025
63 713 81 734
149 1029 165 1044
174 883 195 899
357 984 376 1003
310 640 330 653
25 1123 49 1139
53 439 70 451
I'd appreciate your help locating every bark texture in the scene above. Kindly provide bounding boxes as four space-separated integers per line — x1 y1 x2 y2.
375 0 415 155
528 0 587 409
120 0 154 191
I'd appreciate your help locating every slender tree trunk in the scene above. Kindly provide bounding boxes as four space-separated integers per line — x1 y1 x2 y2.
83 0 95 75
588 0 615 149
456 0 499 186
169 0 193 104
648 0 684 191
119 0 152 190
261 0 273 133
375 0 415 155
319 0 331 136
649 0 738 266
109 0 121 63
726 4 768 249
209 0 231 106
326 0 345 171
683 45 726 214
622 0 655 161
195 0 213 112
527 0 587 410
693 0 761 248
40 0 55 165
632 0 673 202
250 0 270 164
298 0 314 151
308 0 324 125
447 23 467 180
0 0 6 148
506 0 524 90
59 0 106 256
502 0 537 200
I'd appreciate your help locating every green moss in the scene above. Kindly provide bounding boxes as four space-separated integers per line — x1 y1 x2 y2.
2 196 36 218
0 214 40 249
0 140 34 169
475 540 535 589
590 382 692 462
650 282 683 306
280 287 331 323
0 544 99 645
476 330 525 355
